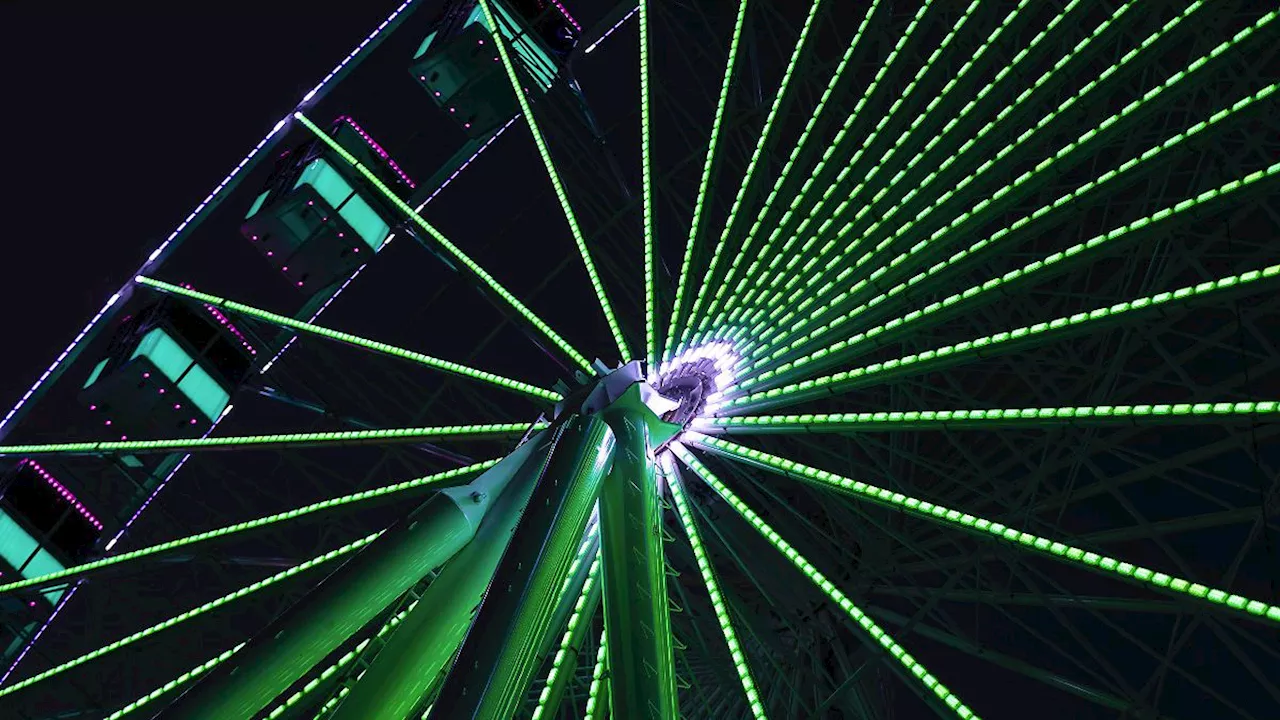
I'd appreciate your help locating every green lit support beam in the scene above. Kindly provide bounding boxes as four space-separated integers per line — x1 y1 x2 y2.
329 433 568 720
723 262 1280 412
0 422 543 457
584 629 609 720
136 276 562 401
291 112 594 372
531 549 603 720
670 443 979 719
664 461 766 719
160 435 553 719
704 402 1280 433
474 0 631 362
428 415 616 719
0 533 380 700
597 384 681 720
692 434 1280 627
0 461 495 598
667 0 751 364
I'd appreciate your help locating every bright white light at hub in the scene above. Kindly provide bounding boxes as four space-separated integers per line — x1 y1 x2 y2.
658 342 741 395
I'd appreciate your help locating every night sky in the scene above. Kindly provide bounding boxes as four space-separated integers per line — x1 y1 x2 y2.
0 2 409 410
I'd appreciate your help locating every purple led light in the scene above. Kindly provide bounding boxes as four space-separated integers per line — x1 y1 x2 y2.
181 283 257 356
335 115 416 189
16 459 104 530
584 4 638 54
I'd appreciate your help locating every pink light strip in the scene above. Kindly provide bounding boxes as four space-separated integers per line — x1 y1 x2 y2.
14 459 103 530
261 114 520 374
335 115 416 188
548 0 582 32
180 283 257 355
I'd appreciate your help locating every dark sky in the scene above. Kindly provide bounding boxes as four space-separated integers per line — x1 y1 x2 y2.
0 1 408 414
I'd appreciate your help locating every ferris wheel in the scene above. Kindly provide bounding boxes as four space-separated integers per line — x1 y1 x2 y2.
1 0 1278 718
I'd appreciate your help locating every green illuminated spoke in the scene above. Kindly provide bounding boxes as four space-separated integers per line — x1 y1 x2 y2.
0 423 542 457
725 263 1280 411
474 0 630 362
106 643 246 720
667 0 751 364
705 402 1280 433
0 532 380 698
136 276 561 401
532 551 602 720
665 464 766 719
728 0 1153 344
746 10 1275 359
727 0 1035 320
693 434 1280 627
677 0 826 346
717 0 982 326
263 602 418 720
670 444 979 719
640 0 657 368
700 0 888 326
740 149 1280 386
291 112 593 372
0 461 495 597
583 630 608 720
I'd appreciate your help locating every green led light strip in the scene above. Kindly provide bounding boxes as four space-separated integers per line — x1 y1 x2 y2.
264 601 418 719
707 402 1280 433
0 532 380 698
0 461 496 597
640 0 657 368
676 0 827 348
105 643 247 719
743 17 1275 360
474 0 631 363
739 139 1280 386
0 423 544 457
583 630 608 720
666 466 766 719
718 0 1149 344
667 0 751 364
701 0 887 327
531 551 602 720
737 3 1263 355
136 276 561 401
291 113 592 372
670 444 978 719
694 434 1280 627
726 0 1036 320
727 262 1280 410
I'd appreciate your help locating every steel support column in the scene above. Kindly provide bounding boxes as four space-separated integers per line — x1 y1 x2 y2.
427 414 616 720
159 435 550 719
598 384 681 720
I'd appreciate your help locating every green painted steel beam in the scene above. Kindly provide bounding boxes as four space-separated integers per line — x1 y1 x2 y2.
0 461 497 597
474 0 631 362
329 432 564 720
428 415 616 720
670 443 979 719
0 533 380 699
705 402 1280 433
598 385 681 720
665 462 765 719
693 434 1280 627
162 436 552 719
0 422 544 457
532 550 603 720
136 276 562 401
291 112 593 372
724 261 1280 412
